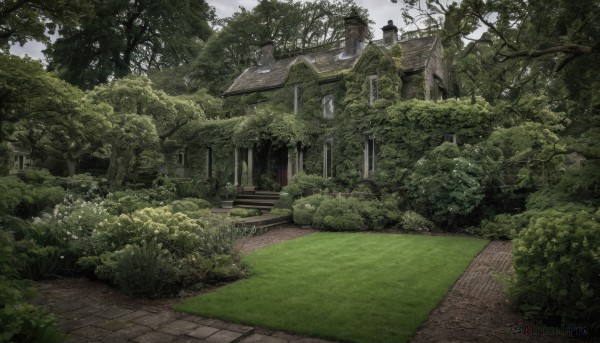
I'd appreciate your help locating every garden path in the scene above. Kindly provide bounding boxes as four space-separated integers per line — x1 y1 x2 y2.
36 229 583 343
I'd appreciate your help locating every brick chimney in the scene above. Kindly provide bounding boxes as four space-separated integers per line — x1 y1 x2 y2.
257 40 275 71
382 20 398 46
344 8 368 56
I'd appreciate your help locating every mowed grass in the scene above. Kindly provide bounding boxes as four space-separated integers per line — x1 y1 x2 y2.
175 233 487 343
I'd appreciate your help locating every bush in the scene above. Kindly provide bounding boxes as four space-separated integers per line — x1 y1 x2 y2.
0 233 62 342
273 192 294 209
359 197 402 230
110 241 180 298
172 178 216 199
400 211 434 232
283 173 333 198
0 176 65 218
229 208 260 218
57 173 109 200
292 194 329 226
477 213 530 239
509 209 600 327
102 190 151 215
312 196 366 231
269 208 292 216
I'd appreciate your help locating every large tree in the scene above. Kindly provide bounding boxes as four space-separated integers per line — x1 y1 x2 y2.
45 0 215 89
88 76 204 186
192 0 371 94
0 0 91 51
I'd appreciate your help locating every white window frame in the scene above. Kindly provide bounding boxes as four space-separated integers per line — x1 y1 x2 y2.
294 85 303 115
364 135 376 178
369 75 378 105
323 94 334 119
323 138 333 178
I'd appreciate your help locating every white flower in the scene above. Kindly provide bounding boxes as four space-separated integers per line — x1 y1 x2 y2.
60 256 64 259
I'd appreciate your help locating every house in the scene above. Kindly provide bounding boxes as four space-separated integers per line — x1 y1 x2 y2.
8 142 33 175
187 9 450 191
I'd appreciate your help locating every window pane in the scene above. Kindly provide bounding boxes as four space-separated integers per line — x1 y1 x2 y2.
323 95 334 118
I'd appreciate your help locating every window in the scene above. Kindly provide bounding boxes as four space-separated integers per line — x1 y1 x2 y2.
443 133 456 144
294 85 303 115
369 75 378 105
206 147 213 177
323 94 334 118
323 138 333 178
177 151 185 166
364 136 376 178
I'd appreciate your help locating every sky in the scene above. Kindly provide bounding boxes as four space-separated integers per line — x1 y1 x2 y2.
8 1 417 62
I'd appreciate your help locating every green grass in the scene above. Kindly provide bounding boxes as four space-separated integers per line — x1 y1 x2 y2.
175 233 487 343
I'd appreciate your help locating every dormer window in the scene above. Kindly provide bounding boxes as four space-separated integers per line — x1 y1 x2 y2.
294 85 303 115
369 75 378 105
323 94 334 118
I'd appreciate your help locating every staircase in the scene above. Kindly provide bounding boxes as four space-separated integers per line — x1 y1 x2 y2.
234 191 280 211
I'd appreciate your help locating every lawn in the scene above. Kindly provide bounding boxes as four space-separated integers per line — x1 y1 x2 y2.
175 233 488 343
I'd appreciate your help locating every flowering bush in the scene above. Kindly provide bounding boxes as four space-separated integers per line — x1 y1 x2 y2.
292 194 329 225
400 211 434 232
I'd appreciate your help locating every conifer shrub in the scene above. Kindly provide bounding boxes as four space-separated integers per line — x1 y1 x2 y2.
509 209 600 327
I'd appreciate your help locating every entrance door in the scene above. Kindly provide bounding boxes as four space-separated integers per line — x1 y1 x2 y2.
276 149 288 187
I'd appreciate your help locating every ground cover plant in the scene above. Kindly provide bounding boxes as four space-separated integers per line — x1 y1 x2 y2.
175 233 488 343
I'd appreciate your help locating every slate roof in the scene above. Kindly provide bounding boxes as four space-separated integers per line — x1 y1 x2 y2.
223 35 439 96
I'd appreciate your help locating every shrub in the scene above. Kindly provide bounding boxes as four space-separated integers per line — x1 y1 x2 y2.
400 211 434 232
0 233 62 342
229 208 260 218
312 196 366 231
359 197 402 230
57 173 109 200
292 194 329 225
283 173 333 198
110 241 180 298
102 190 151 215
269 208 292 216
172 178 216 199
0 176 65 218
273 192 294 209
509 209 600 327
169 198 212 213
478 213 530 239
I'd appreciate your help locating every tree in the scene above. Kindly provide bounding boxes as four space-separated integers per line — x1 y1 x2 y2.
0 0 92 51
88 76 204 186
191 0 371 94
45 0 215 89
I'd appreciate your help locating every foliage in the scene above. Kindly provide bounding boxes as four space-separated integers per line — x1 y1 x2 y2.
273 192 294 209
46 0 214 89
56 173 109 200
292 194 329 226
407 143 501 227
229 208 260 218
283 173 333 198
269 208 292 216
232 107 309 149
400 211 434 232
0 176 65 218
312 196 366 231
0 233 62 343
509 209 600 326
105 241 180 298
358 197 403 230
102 191 151 215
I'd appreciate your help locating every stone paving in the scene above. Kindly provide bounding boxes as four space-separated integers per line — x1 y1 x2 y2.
36 282 335 343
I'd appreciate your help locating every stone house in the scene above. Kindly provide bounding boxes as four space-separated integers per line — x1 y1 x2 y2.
187 9 450 191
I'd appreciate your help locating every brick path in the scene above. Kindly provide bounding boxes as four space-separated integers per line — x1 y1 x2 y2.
36 282 335 343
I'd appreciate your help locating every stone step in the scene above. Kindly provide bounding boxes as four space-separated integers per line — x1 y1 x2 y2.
236 194 280 200
234 204 274 210
235 198 276 205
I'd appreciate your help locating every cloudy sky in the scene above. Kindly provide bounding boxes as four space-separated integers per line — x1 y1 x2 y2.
9 0 410 62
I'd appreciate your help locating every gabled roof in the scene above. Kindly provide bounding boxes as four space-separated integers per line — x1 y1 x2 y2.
223 35 439 96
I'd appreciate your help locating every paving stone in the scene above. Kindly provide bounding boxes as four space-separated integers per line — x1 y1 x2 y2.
52 301 91 314
157 320 199 335
132 312 181 328
59 315 107 332
96 307 133 319
170 337 205 343
204 329 244 343
105 325 152 340
222 322 253 333
70 325 112 338
186 325 220 339
183 317 229 329
118 309 154 321
133 331 177 343
62 306 105 319
239 333 288 343
97 319 135 331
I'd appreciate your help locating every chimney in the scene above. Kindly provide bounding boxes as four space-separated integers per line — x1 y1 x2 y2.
382 20 398 46
344 7 368 56
257 40 275 72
